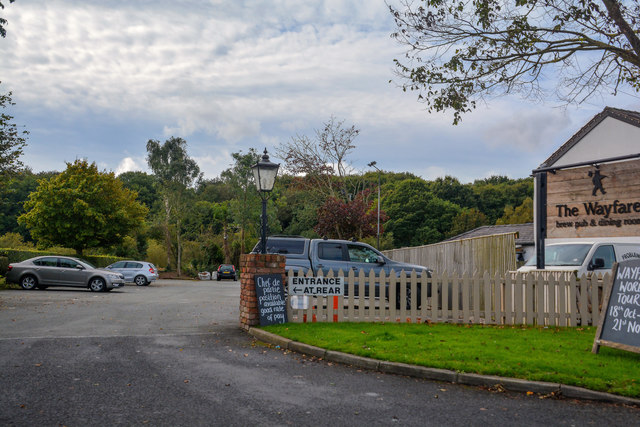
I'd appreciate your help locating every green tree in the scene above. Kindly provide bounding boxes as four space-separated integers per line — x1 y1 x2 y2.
447 208 489 238
221 149 263 254
383 179 461 247
0 169 57 240
0 1 16 38
496 197 534 225
146 137 202 276
429 176 475 208
18 160 147 256
0 85 28 179
389 0 640 124
118 171 159 211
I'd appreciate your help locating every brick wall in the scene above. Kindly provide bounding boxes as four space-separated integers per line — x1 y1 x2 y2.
239 253 286 330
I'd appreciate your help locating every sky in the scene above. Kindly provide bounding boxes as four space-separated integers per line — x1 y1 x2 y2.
1 0 639 183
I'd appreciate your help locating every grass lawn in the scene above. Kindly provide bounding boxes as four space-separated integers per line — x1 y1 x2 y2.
263 322 640 398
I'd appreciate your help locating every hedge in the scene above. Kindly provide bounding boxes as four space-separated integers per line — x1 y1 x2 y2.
0 248 123 275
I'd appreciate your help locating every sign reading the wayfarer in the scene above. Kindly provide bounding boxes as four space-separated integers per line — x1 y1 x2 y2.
547 158 640 238
593 259 640 354
288 276 344 296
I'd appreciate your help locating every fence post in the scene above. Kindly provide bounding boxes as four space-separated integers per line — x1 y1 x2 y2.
239 253 286 330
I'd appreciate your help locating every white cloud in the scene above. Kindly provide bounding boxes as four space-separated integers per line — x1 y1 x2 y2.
2 0 639 183
115 157 145 176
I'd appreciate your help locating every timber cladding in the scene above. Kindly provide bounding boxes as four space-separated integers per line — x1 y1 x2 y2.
547 158 640 238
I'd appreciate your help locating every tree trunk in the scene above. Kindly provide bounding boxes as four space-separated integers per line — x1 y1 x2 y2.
164 196 172 270
176 218 182 276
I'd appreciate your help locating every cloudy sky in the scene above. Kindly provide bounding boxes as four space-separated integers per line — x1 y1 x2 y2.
2 0 639 183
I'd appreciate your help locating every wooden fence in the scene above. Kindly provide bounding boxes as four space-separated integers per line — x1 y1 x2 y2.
382 233 518 277
285 269 609 327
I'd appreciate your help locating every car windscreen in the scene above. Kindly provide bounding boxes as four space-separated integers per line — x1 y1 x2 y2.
524 244 592 267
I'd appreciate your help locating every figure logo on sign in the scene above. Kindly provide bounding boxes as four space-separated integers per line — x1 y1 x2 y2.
588 169 607 196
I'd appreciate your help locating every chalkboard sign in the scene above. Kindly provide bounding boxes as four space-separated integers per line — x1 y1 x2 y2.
254 274 288 326
592 260 640 354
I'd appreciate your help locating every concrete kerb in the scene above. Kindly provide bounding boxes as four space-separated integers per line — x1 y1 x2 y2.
247 328 640 407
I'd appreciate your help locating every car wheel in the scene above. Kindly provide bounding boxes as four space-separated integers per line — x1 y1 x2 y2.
134 275 148 286
20 275 38 290
89 278 106 292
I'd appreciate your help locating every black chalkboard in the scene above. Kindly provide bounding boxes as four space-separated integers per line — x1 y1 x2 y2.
593 260 640 354
255 274 288 326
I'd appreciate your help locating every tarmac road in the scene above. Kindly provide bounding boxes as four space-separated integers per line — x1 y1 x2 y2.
0 280 638 426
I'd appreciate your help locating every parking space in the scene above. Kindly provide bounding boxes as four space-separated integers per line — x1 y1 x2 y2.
0 279 241 339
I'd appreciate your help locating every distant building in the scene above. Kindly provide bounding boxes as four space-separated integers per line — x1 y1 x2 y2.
445 223 534 263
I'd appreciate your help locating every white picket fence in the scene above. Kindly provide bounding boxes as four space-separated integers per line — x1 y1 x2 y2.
285 269 609 326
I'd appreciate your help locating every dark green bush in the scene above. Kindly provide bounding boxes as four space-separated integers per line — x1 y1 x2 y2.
0 256 8 275
0 248 122 268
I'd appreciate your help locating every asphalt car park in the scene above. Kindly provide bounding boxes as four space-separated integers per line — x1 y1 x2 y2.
0 280 638 425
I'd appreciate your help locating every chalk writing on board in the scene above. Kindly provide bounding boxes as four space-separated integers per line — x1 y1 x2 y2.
255 274 287 326
593 259 640 354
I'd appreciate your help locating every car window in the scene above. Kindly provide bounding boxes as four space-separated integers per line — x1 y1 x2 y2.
264 238 306 254
125 262 143 269
347 244 379 263
34 257 58 267
591 245 616 269
58 258 80 268
111 261 127 268
318 243 345 261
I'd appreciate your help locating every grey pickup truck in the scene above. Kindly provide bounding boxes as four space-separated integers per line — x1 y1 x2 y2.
252 236 432 308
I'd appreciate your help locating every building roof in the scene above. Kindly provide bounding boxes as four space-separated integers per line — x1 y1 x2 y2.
539 107 640 169
445 223 534 245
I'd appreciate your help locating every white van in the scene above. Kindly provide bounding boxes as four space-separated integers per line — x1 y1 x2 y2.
517 237 640 277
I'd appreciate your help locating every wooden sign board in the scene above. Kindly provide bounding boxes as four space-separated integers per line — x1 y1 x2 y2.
592 259 640 354
547 158 640 239
254 274 288 326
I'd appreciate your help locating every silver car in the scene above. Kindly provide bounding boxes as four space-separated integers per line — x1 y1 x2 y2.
6 256 125 292
106 260 159 286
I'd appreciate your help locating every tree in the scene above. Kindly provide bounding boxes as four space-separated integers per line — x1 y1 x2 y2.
276 116 360 201
496 197 534 224
448 208 489 237
0 85 28 178
146 137 202 276
0 1 16 38
18 160 147 255
314 190 385 240
383 179 462 246
389 0 640 124
221 149 262 255
118 171 159 211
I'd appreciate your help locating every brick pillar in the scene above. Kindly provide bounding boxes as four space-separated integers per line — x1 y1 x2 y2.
239 253 286 330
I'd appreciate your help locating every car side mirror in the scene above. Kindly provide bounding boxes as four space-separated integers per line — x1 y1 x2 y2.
376 256 385 265
589 258 605 270
76 265 85 270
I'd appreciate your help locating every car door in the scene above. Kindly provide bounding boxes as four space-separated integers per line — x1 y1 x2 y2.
346 243 386 277
124 262 143 282
32 257 61 285
315 241 349 276
57 257 88 286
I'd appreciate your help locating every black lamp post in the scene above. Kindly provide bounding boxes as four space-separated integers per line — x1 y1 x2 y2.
251 148 280 254
368 161 381 249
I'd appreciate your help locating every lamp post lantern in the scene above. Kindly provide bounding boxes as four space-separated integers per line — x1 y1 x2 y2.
368 161 381 249
251 148 280 254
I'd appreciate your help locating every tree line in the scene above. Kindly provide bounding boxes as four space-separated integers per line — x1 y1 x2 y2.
1 114 533 276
